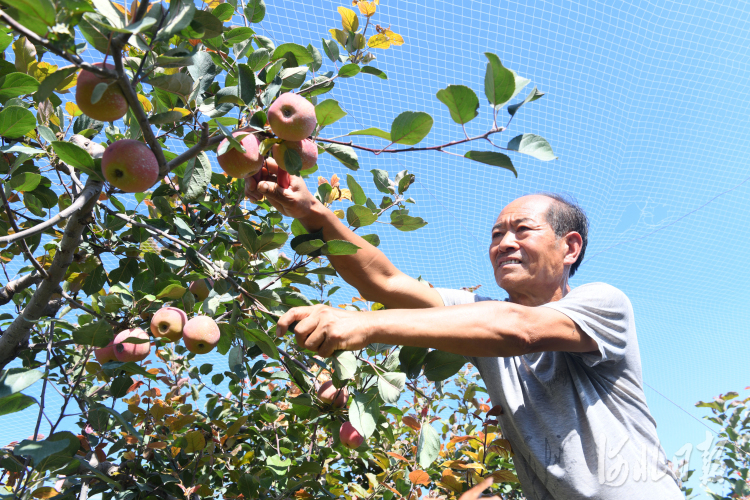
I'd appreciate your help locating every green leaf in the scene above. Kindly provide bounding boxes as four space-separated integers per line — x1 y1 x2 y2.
322 240 360 256
272 43 314 65
507 86 545 116
436 85 479 125
417 422 440 468
399 346 427 379
244 0 266 23
423 350 465 381
293 239 325 256
0 0 55 28
299 75 334 97
179 151 212 201
483 53 516 108
149 111 186 124
315 99 347 127
282 147 303 176
377 372 405 404
0 393 36 416
0 106 36 139
212 3 234 22
13 438 68 465
321 38 340 62
348 127 391 141
346 174 366 205
72 320 114 348
390 211 427 232
349 391 379 439
361 234 380 247
361 66 387 80
390 111 433 145
33 67 78 103
346 205 376 228
464 151 517 177
224 26 254 45
255 35 275 52
280 66 308 89
0 72 39 100
507 134 558 161
370 169 392 194
323 143 359 170
247 48 270 72
307 43 323 72
0 368 43 399
338 64 360 78
51 141 95 171
10 172 41 192
332 350 357 380
238 222 260 253
98 406 142 442
148 73 193 96
160 0 196 38
237 63 256 105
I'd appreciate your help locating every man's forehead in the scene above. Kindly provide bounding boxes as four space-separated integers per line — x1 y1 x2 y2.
494 196 553 226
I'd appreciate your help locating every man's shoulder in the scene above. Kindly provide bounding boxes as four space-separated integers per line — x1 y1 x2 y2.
435 287 497 307
564 282 631 306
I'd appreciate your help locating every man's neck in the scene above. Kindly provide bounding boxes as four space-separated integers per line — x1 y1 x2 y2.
507 280 571 307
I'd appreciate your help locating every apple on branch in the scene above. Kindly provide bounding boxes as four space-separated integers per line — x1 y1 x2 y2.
113 328 151 362
267 93 317 141
150 307 187 343
75 62 129 123
182 316 220 354
101 140 159 193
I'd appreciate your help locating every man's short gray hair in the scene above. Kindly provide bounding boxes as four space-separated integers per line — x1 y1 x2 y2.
538 193 589 277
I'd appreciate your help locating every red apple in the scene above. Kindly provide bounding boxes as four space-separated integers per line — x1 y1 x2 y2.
272 139 318 172
317 381 348 408
150 307 187 342
182 316 220 354
339 422 364 449
94 340 117 364
101 140 159 193
113 328 150 362
217 131 263 178
267 93 317 141
75 63 128 122
189 279 213 302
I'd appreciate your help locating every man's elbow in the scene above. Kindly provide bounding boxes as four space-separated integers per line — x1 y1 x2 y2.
489 302 535 356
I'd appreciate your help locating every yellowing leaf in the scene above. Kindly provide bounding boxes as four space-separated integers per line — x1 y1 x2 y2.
184 430 206 453
226 415 248 437
368 29 404 49
56 70 79 91
147 441 168 449
329 28 348 47
32 487 59 499
169 107 191 117
409 470 430 485
339 188 352 201
137 94 152 113
488 470 519 483
29 62 58 83
150 401 175 421
338 6 359 32
357 1 377 17
333 209 345 219
65 102 82 117
439 469 463 493
206 0 223 7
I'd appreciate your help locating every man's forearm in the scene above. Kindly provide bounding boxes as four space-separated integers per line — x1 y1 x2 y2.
365 300 530 357
298 200 401 304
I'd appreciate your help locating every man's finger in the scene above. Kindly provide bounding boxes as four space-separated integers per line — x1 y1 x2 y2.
303 328 326 352
318 337 339 358
277 307 314 337
458 477 495 500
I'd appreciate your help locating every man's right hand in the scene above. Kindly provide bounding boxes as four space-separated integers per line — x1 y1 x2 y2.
245 158 319 220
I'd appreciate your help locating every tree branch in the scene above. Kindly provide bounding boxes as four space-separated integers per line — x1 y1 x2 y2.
0 12 114 79
317 126 506 155
0 179 103 369
0 188 49 278
0 273 42 306
165 122 223 173
0 181 102 244
110 45 168 175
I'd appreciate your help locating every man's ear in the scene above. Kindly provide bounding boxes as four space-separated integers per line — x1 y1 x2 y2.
562 232 583 266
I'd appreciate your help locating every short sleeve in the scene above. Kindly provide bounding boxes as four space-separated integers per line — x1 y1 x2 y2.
541 283 633 367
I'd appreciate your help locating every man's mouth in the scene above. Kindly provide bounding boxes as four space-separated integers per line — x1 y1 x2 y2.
498 259 522 267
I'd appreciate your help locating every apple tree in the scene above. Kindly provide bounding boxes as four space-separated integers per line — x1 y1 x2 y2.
0 0 555 498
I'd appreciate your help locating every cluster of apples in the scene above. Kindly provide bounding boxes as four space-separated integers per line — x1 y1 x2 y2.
316 380 364 449
74 63 318 194
94 309 221 365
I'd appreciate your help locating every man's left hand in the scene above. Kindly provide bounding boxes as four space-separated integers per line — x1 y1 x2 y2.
276 305 373 357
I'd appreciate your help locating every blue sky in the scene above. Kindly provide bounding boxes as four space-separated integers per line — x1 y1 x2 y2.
4 0 750 497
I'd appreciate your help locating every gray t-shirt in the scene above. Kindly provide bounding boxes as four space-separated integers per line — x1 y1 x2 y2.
437 282 683 500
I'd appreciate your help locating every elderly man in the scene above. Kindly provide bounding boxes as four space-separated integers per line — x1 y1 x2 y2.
247 165 684 499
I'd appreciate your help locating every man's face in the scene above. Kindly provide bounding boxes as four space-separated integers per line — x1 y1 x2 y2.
489 195 567 296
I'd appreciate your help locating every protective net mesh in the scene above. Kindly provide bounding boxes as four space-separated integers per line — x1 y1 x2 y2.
3 0 749 495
